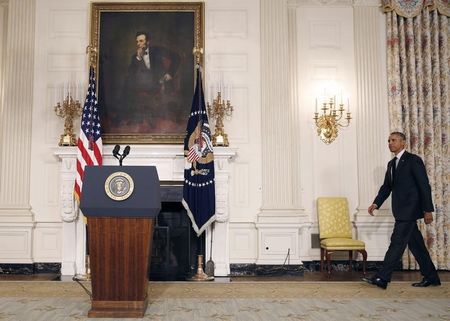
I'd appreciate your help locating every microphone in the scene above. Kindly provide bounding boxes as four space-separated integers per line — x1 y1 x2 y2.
112 145 120 159
122 146 130 158
112 145 130 166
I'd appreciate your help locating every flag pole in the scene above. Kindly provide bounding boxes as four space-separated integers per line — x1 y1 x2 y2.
73 214 91 281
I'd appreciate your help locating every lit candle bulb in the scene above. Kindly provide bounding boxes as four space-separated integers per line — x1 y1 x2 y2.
347 98 350 112
315 98 318 113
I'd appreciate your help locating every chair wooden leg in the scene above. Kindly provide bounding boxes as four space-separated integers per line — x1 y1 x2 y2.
320 248 324 272
326 250 332 276
349 250 353 272
359 249 368 275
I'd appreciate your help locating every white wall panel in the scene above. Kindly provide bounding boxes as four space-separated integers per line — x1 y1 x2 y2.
207 10 248 38
309 21 341 49
49 10 87 38
232 163 250 208
45 85 63 145
0 233 27 252
311 63 339 80
208 54 248 72
28 0 90 266
229 223 257 262
47 54 85 71
33 223 62 262
297 5 358 220
0 226 34 263
226 86 248 143
30 161 60 222
206 0 262 257
45 164 59 208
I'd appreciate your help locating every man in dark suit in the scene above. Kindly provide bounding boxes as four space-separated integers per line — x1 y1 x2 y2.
362 132 440 289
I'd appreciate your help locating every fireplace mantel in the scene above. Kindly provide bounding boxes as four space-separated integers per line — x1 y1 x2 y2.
54 145 237 277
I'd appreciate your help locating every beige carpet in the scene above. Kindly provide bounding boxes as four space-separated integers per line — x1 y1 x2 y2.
0 281 449 320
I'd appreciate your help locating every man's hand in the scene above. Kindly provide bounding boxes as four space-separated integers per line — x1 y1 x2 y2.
162 73 172 81
424 212 433 224
368 204 378 216
136 48 145 60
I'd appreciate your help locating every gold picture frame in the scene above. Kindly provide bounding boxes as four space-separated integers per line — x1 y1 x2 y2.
89 2 204 144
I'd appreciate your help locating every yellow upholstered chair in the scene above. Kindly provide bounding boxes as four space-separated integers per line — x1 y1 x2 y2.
317 197 367 275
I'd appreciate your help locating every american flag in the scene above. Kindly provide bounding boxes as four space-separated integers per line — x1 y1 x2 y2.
74 66 103 202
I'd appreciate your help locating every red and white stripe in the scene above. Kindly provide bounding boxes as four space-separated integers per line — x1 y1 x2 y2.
187 145 201 163
74 132 102 202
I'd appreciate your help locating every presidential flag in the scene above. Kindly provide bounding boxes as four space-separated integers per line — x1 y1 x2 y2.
74 66 103 202
182 66 216 236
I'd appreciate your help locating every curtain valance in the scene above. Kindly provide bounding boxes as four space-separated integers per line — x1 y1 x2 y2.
382 0 449 18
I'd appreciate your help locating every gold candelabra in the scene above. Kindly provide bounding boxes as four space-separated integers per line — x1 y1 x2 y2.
313 97 351 144
207 91 233 146
54 94 82 146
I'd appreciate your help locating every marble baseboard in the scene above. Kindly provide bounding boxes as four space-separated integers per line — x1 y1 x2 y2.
0 261 396 276
230 264 306 276
0 263 61 275
300 260 387 272
230 261 391 276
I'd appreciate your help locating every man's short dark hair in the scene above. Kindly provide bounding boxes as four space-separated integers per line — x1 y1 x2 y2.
390 131 406 141
135 31 149 41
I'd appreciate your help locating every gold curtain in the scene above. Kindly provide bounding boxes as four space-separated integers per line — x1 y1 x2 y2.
384 1 450 270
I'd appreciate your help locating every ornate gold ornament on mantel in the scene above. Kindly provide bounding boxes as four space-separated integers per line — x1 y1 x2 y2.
207 91 233 146
54 93 82 146
313 96 352 144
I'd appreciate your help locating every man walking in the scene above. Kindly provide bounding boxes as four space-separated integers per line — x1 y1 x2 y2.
362 132 440 289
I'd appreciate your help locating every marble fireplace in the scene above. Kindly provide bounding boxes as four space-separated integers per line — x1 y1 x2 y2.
54 145 236 277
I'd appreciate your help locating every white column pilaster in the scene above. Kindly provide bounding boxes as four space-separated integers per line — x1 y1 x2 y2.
353 4 394 259
0 0 36 263
0 0 35 221
354 5 391 213
257 0 306 265
260 0 295 211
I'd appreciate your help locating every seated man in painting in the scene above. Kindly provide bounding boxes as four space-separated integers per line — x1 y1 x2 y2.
123 31 181 131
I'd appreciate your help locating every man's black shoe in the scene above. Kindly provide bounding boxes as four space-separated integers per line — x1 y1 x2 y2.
361 276 388 289
411 278 441 287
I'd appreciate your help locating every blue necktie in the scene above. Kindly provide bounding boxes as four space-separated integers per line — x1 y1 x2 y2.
391 157 397 184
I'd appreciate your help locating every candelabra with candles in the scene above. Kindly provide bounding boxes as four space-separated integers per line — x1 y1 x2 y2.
313 96 351 144
54 93 82 146
207 91 233 146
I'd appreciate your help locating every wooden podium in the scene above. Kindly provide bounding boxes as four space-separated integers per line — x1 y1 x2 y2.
80 166 161 318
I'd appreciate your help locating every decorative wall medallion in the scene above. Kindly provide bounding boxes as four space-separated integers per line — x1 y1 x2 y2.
104 172 134 201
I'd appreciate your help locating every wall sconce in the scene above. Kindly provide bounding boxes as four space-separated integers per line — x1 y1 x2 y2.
313 96 351 144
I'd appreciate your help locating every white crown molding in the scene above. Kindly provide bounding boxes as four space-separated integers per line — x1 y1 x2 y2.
288 0 380 7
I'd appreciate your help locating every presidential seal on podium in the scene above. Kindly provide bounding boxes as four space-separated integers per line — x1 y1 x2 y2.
104 171 134 201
